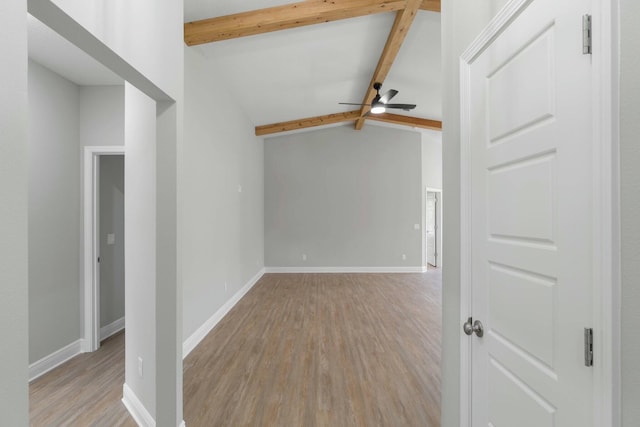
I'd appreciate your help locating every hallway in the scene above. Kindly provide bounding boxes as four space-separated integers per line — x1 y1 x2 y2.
30 270 441 426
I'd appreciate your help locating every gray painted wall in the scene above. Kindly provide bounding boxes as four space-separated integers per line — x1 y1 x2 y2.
0 0 29 421
620 0 640 424
182 48 264 340
28 61 126 364
99 155 125 329
421 131 442 190
124 83 157 417
264 124 423 268
80 85 124 147
27 59 81 363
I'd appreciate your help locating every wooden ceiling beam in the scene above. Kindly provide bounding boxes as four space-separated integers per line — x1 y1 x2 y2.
354 0 423 130
255 110 441 136
255 111 361 136
420 0 441 12
185 0 411 46
367 112 442 130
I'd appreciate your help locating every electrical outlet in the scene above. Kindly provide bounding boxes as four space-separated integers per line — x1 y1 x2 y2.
237 184 243 193
224 281 228 292
414 224 420 230
302 254 307 261
138 357 143 378
402 254 407 261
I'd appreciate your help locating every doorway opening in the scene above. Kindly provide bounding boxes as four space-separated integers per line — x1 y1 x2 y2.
426 189 442 269
83 148 125 352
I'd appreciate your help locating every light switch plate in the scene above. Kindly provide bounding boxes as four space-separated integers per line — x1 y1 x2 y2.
107 233 115 245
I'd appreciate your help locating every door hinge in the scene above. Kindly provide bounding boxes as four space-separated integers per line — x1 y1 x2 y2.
584 327 594 367
583 14 592 54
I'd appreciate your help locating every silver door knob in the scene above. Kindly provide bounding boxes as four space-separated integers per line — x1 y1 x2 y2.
463 317 484 337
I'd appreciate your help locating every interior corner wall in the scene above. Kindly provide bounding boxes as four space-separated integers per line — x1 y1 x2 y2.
181 47 264 346
0 0 29 422
441 1 509 425
264 124 422 269
620 0 640 424
27 59 82 364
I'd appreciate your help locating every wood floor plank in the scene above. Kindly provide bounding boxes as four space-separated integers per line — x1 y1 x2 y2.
30 271 441 426
29 331 135 427
184 271 441 426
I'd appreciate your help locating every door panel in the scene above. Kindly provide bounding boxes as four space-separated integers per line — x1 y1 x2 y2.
426 192 437 266
467 0 593 425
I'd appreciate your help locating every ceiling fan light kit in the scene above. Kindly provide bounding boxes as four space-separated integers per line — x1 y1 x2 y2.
339 82 416 115
370 104 386 114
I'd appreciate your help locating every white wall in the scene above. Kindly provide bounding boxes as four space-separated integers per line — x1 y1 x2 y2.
620 0 640 424
80 85 124 147
99 155 125 330
182 48 264 340
28 59 81 364
0 0 29 422
264 124 423 269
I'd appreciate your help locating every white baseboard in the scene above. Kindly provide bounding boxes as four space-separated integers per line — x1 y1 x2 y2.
100 316 125 341
182 268 265 358
122 383 155 427
264 266 427 273
178 422 186 427
29 338 83 382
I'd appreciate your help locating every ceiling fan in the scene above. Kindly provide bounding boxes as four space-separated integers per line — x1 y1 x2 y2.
339 82 416 114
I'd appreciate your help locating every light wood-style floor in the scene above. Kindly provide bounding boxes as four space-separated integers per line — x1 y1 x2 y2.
30 331 135 426
30 271 441 426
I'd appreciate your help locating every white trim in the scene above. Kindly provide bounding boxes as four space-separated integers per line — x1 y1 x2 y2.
591 0 620 425
177 422 186 427
29 339 83 382
100 316 125 341
122 383 155 427
82 146 125 353
182 268 265 358
459 0 617 425
264 266 427 273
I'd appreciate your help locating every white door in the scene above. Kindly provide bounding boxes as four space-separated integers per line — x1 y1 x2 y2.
426 192 438 267
465 0 594 425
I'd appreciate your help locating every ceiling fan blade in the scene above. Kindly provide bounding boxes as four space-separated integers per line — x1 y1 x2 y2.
339 102 371 106
384 103 416 111
379 89 398 104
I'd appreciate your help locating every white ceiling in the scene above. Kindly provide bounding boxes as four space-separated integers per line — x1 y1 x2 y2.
185 0 442 127
27 14 123 86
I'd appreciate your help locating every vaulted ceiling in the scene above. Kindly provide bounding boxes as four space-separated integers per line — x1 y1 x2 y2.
184 0 442 136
